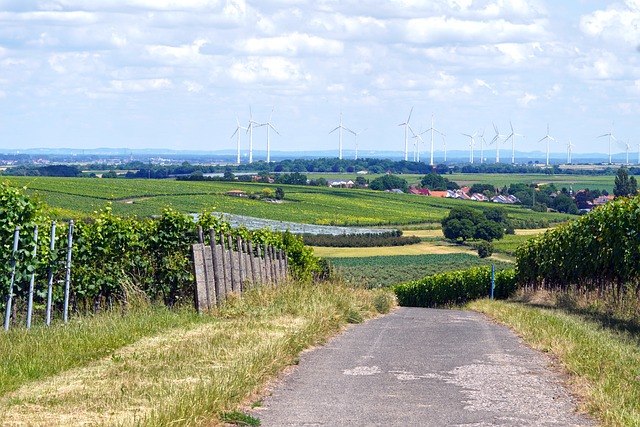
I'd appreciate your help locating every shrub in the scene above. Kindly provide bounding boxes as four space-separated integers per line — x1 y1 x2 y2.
477 241 494 258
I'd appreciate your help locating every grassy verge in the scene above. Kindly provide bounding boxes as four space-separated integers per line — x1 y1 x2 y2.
469 296 640 426
0 281 396 426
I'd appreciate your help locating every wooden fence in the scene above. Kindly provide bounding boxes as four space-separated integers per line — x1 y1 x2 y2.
191 226 289 312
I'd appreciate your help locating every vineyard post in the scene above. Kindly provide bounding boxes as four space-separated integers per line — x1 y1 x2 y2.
264 243 272 283
236 236 245 291
271 246 278 283
257 244 266 283
490 265 495 300
45 221 57 327
248 240 258 285
228 235 238 293
26 225 39 330
209 229 223 304
63 220 74 324
197 226 204 244
219 231 230 296
3 226 20 331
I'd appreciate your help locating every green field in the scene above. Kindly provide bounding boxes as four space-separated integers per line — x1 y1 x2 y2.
329 253 514 288
307 172 616 192
4 177 573 227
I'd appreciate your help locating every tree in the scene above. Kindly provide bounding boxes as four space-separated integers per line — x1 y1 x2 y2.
552 193 578 214
614 167 638 197
102 170 118 179
474 220 504 242
441 206 485 242
369 174 409 192
275 187 285 200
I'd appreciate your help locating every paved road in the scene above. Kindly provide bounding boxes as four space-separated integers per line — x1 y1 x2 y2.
251 307 595 427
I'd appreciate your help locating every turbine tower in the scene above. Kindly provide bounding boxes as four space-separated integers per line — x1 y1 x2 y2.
538 124 555 166
230 117 246 164
258 108 279 163
398 107 413 162
491 123 506 163
352 129 366 160
246 107 259 164
598 123 616 164
505 120 524 164
478 128 486 164
330 112 354 160
625 140 631 165
426 113 444 166
462 132 477 164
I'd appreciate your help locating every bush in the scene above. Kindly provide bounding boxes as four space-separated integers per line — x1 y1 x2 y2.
393 267 517 307
477 241 494 258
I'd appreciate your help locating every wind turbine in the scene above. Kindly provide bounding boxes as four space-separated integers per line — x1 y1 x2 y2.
398 107 413 162
352 128 366 160
411 127 427 162
257 107 279 163
246 107 259 163
330 112 354 160
478 128 487 164
230 117 246 164
598 123 616 164
442 134 448 162
538 124 555 166
462 132 476 164
490 123 506 163
625 140 631 165
505 121 524 164
426 113 444 166
565 140 575 164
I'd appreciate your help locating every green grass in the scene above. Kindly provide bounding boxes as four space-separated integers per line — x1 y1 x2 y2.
328 253 513 288
490 233 539 255
4 176 573 227
469 297 640 426
0 281 395 426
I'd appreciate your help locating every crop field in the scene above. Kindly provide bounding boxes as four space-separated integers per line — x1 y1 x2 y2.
4 177 573 226
451 173 615 192
328 253 514 288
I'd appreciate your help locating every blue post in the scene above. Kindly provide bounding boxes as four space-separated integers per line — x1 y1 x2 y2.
490 265 495 300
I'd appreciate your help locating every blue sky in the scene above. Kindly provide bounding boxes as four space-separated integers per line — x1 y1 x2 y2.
1 0 639 162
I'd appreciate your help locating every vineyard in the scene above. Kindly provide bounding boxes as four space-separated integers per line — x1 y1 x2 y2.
329 254 513 288
0 183 319 328
5 177 573 227
516 195 640 293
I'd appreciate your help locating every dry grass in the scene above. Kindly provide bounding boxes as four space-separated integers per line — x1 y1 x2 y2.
312 240 476 258
0 282 395 427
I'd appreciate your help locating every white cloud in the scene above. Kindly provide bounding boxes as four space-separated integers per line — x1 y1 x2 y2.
403 17 547 45
518 92 537 106
108 78 173 93
240 33 343 56
580 1 640 44
229 57 307 84
146 39 209 66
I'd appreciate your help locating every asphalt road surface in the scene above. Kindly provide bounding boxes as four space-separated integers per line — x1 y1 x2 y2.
251 307 595 427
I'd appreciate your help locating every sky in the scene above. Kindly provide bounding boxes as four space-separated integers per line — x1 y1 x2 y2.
1 0 640 162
